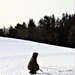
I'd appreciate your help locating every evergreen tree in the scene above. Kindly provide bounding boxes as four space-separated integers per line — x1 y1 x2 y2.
0 13 75 48
0 29 3 36
15 22 27 39
9 26 16 38
27 19 36 40
68 26 75 47
38 15 51 43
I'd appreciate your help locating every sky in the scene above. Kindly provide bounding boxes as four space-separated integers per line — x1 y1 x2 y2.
0 0 74 28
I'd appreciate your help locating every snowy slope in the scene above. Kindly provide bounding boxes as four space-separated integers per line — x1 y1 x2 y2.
0 37 75 56
0 37 75 75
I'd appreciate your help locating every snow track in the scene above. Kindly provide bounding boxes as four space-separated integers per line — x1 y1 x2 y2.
0 56 27 75
0 55 73 75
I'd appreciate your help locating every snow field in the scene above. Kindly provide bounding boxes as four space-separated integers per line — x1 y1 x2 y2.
0 37 75 75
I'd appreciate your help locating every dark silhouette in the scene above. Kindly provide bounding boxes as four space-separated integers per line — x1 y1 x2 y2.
27 52 39 74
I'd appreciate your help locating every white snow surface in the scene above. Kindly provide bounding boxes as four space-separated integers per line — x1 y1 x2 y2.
0 37 75 75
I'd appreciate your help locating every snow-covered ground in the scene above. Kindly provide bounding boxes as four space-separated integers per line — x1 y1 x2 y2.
0 37 75 75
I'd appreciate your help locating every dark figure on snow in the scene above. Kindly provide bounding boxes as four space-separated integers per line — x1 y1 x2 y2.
27 52 39 74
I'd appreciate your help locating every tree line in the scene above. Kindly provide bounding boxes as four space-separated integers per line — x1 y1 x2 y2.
0 13 75 48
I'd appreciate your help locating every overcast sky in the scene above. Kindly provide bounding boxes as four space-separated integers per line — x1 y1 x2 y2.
0 0 74 28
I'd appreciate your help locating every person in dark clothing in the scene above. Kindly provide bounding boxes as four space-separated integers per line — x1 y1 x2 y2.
27 52 39 74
